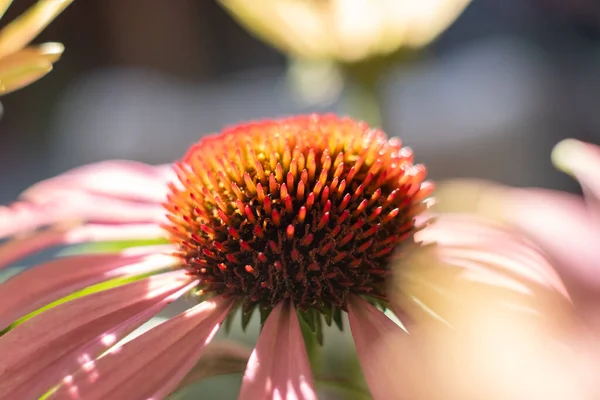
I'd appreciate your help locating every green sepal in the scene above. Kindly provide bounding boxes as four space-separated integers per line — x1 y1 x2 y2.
296 309 322 372
322 305 333 327
297 308 324 346
333 307 344 331
240 301 258 332
223 302 241 335
258 305 271 326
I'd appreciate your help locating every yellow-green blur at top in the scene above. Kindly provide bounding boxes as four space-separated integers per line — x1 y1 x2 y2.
219 0 471 63
0 0 72 96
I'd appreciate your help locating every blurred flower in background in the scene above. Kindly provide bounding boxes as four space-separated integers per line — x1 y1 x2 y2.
219 0 470 63
0 0 71 98
220 0 471 125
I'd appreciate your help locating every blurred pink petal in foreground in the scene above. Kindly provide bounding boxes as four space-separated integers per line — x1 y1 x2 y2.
506 140 600 288
437 139 600 290
389 215 597 400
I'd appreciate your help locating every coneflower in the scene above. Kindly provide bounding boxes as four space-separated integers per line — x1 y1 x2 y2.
0 114 565 399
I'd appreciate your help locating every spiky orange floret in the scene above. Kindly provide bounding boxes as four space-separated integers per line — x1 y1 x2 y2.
164 114 433 313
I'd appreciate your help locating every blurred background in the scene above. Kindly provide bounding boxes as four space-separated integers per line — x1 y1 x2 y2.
1 0 600 203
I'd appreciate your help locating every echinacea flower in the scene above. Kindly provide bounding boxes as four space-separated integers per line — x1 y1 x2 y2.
0 0 72 96
219 0 471 63
0 114 568 399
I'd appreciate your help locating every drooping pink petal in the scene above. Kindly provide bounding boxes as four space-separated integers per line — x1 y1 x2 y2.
0 270 195 400
0 194 167 239
22 160 173 204
63 223 168 243
0 250 179 329
239 301 317 400
504 188 600 288
0 227 66 270
348 296 413 400
0 223 168 270
50 296 232 400
416 214 569 298
0 161 173 239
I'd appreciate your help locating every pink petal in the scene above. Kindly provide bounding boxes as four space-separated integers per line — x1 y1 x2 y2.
0 250 179 329
0 223 168 270
0 227 66 270
239 301 316 400
50 296 232 400
504 188 600 288
63 223 167 243
348 296 413 400
417 214 569 298
0 195 167 238
0 270 195 400
23 160 173 204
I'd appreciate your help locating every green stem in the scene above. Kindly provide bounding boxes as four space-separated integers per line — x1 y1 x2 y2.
343 76 383 128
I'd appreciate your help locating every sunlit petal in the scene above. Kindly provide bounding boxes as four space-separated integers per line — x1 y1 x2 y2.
0 251 178 329
23 160 174 204
348 296 412 400
0 196 167 239
50 296 232 400
239 301 316 400
508 189 600 290
0 270 194 399
0 0 12 20
0 223 168 270
0 0 72 59
416 214 569 298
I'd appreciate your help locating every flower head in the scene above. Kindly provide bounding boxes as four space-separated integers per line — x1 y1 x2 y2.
220 0 471 63
0 0 72 96
0 114 567 399
166 115 432 327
